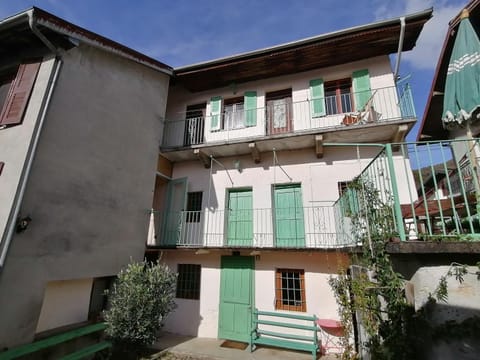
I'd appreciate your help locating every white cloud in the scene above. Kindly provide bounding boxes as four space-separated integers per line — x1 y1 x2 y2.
404 1 463 70
374 0 464 70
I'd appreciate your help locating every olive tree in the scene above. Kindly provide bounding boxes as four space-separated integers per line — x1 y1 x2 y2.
104 260 177 351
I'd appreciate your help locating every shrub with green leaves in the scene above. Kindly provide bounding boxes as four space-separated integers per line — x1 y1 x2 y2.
104 260 177 348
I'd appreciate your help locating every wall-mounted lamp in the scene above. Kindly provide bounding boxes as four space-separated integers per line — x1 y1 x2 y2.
16 216 32 233
234 160 242 173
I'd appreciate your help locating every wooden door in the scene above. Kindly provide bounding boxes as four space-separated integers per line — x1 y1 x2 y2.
273 184 305 247
227 189 253 246
218 256 254 342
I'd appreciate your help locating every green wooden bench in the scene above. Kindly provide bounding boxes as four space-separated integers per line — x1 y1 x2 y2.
0 322 111 360
250 309 319 360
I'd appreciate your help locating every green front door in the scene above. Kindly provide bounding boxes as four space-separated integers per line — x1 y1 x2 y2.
274 184 305 247
163 177 187 245
227 189 253 246
218 256 254 342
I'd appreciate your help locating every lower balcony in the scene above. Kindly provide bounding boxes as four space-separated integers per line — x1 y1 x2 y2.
336 139 480 243
148 206 356 249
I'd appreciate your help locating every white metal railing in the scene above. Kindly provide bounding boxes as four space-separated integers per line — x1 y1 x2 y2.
162 85 414 149
149 206 356 248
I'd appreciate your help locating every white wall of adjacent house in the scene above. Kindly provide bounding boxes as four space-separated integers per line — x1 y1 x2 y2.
0 44 170 348
35 278 93 333
161 250 349 338
0 57 56 258
164 146 417 247
165 55 397 146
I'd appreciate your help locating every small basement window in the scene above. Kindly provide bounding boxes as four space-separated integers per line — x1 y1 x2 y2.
176 264 201 300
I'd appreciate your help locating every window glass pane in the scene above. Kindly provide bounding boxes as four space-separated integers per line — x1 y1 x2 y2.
186 192 202 223
275 269 305 311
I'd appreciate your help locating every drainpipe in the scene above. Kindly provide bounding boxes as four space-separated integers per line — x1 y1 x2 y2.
0 14 63 267
393 16 406 82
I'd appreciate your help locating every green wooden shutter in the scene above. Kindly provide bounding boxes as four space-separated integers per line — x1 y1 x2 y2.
352 69 371 111
244 91 257 126
210 96 222 130
309 79 325 117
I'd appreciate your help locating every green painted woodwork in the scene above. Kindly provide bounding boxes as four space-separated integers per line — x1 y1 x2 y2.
219 256 254 342
163 177 187 245
352 69 372 111
210 96 222 130
385 144 406 241
274 184 305 247
0 323 108 360
309 79 325 117
59 341 112 360
250 309 318 360
244 91 257 126
227 189 253 246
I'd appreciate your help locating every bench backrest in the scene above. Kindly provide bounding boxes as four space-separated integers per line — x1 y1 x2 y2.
0 323 108 360
253 309 318 342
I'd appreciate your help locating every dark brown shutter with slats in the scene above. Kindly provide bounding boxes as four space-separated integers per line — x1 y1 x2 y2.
0 62 41 126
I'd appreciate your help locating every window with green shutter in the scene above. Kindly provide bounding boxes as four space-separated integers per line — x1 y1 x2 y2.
309 79 325 117
210 96 222 131
352 69 372 111
244 91 257 126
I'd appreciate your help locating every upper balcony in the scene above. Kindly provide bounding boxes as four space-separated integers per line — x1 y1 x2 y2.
161 84 416 162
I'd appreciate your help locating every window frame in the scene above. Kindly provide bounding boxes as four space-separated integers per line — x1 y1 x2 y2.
186 191 203 223
176 264 201 300
324 78 353 115
274 268 306 312
223 96 245 130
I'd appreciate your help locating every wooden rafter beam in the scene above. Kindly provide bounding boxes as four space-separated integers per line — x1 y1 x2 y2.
249 142 261 164
315 134 324 158
193 149 210 168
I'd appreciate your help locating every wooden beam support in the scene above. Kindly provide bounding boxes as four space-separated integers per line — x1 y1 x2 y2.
193 149 211 168
315 134 324 158
249 142 261 164
391 125 408 150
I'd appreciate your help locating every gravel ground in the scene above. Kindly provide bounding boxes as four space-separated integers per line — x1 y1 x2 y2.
150 351 215 360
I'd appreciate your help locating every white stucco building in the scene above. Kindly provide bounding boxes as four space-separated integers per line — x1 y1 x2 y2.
149 9 432 344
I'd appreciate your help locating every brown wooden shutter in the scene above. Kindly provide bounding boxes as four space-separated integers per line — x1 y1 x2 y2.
0 62 41 126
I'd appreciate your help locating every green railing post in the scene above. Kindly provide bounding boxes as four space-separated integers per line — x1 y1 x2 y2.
385 144 406 241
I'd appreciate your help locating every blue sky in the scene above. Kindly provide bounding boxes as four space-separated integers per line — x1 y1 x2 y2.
0 0 466 140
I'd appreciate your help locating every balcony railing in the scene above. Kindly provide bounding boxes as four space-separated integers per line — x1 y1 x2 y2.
336 139 480 242
162 85 415 149
149 205 356 248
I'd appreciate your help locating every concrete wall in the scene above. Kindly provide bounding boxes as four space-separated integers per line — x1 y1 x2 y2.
0 44 170 347
161 249 349 338
36 278 93 333
409 266 480 359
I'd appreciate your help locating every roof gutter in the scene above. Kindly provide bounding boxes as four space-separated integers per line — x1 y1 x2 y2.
175 8 433 72
393 16 406 82
34 14 172 76
27 9 60 56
